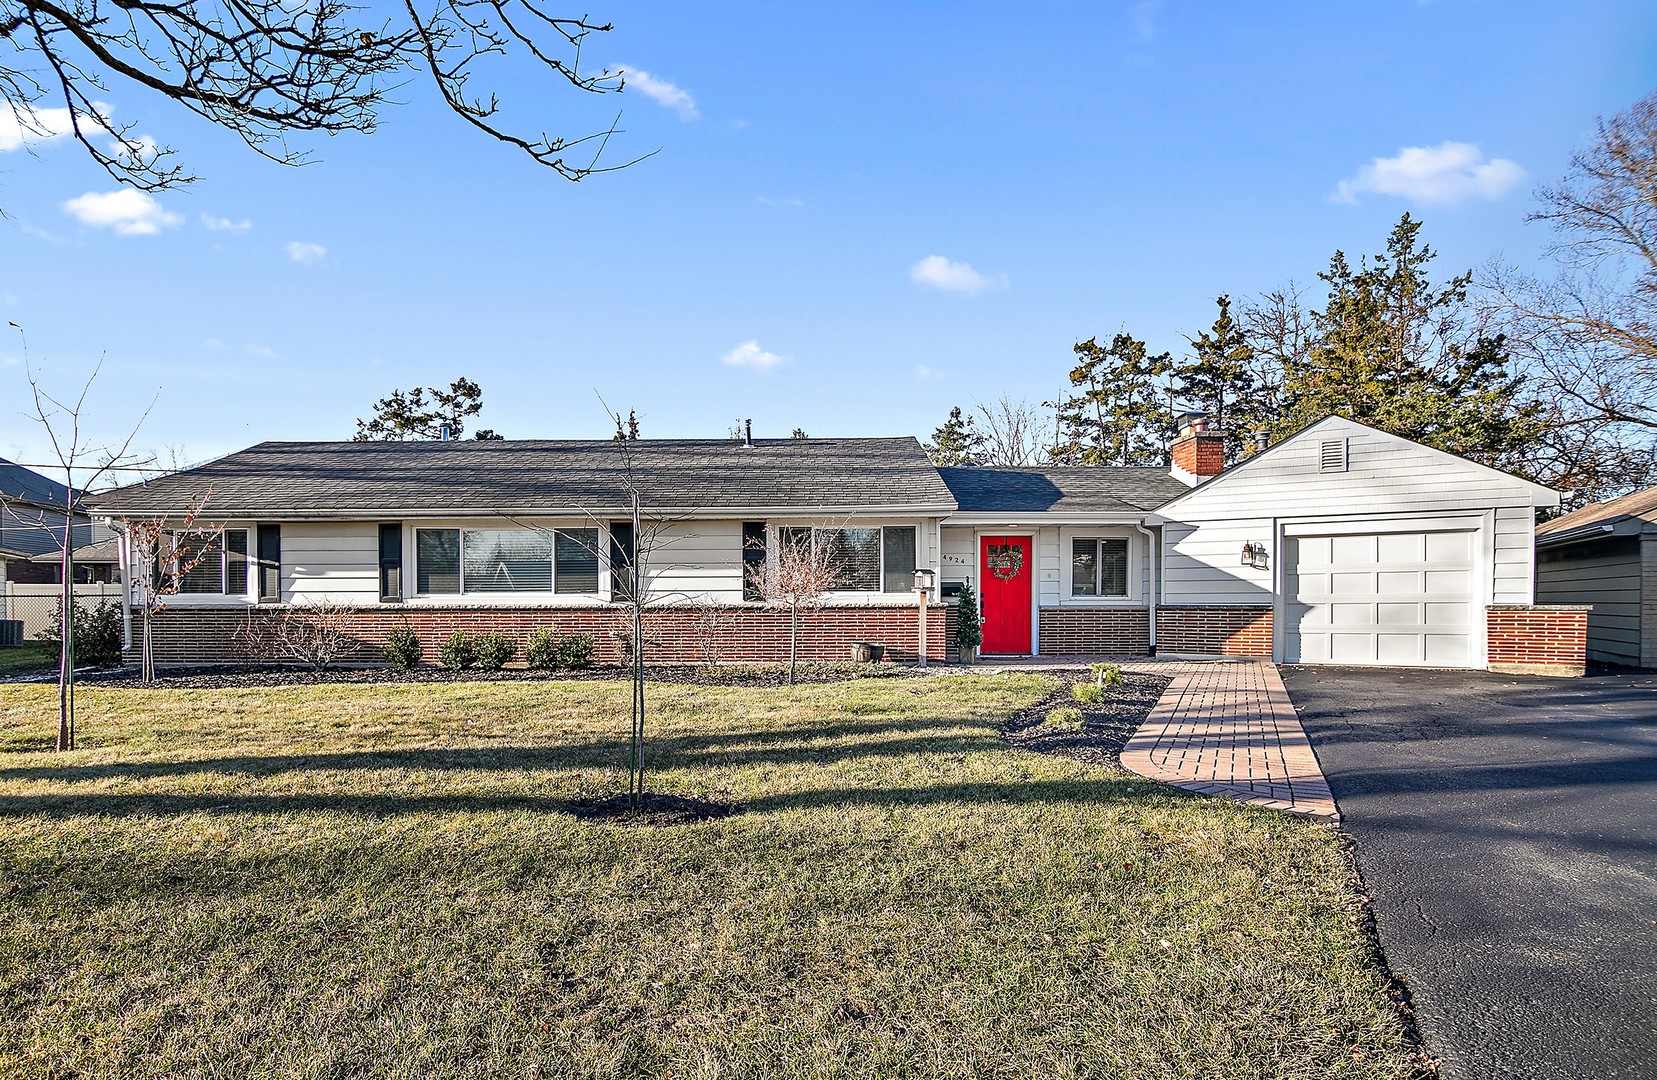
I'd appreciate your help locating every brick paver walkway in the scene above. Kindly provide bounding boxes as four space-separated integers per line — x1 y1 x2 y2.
1116 659 1339 821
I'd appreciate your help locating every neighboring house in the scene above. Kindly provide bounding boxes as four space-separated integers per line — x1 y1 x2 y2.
87 416 1585 674
1534 485 1657 670
0 457 118 587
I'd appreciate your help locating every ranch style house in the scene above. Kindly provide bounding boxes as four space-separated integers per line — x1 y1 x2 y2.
87 414 1590 675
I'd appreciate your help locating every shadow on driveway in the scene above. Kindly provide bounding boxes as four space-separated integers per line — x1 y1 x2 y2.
1285 665 1657 1080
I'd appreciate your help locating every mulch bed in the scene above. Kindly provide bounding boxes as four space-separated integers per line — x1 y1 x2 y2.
565 792 743 826
1004 669 1172 767
53 662 925 691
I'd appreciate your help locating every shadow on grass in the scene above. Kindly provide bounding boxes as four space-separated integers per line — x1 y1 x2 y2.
0 717 1001 785
0 776 1167 821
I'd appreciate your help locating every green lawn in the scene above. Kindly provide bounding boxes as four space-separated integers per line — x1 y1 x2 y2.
0 675 1418 1079
0 642 57 677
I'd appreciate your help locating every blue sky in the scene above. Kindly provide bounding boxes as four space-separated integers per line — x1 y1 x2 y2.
2 0 1654 474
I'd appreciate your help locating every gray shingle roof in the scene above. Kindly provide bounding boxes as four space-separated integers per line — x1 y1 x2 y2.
1535 484 1657 540
89 438 958 517
939 466 1188 514
0 457 71 509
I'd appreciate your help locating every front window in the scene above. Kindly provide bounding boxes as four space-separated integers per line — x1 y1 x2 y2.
1071 537 1129 598
415 527 601 596
783 525 919 593
176 529 248 595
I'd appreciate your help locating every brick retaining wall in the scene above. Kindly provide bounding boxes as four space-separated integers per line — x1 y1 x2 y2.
1487 604 1590 677
128 603 956 667
1156 606 1274 658
1037 607 1152 656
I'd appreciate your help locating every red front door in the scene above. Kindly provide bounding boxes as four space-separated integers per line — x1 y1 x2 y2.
980 535 1032 655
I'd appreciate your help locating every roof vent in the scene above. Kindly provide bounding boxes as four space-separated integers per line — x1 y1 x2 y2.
1319 437 1348 473
743 419 753 449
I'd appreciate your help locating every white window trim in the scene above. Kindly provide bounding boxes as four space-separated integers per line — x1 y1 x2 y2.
163 526 253 604
1057 526 1142 606
767 521 929 603
410 523 606 601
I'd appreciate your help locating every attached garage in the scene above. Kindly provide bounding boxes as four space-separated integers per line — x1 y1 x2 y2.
1284 528 1479 668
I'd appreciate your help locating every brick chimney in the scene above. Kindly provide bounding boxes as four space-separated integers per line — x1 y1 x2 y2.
1170 411 1225 486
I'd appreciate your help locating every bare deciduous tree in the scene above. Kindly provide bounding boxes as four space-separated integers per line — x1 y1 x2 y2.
972 396 1055 467
1480 90 1657 505
264 601 358 670
10 356 151 750
120 499 220 683
1 0 644 191
744 528 844 685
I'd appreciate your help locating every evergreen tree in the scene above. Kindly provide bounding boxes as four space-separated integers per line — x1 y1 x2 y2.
1050 333 1173 466
1174 295 1260 462
612 409 641 441
354 377 487 441
924 406 985 466
1277 214 1540 463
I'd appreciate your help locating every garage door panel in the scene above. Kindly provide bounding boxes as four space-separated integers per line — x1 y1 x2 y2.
1286 528 1479 669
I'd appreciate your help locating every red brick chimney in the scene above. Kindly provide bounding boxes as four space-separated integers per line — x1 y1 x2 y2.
1170 411 1225 486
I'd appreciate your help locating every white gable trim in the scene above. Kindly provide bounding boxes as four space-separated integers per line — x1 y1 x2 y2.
1153 415 1559 514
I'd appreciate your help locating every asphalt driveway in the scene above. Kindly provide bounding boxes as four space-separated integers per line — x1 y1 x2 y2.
1282 666 1657 1080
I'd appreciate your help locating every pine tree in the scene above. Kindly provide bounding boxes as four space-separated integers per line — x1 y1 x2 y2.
924 406 985 466
1050 333 1173 466
1277 214 1540 463
1174 295 1260 462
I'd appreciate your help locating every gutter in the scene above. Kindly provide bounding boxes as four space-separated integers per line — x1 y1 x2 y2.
90 502 963 522
1133 522 1158 652
1535 521 1620 549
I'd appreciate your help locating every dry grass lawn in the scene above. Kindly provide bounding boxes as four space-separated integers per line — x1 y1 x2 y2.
0 673 1419 1079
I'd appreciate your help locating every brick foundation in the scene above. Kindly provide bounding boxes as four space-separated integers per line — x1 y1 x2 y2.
125 603 955 668
1486 604 1590 677
1038 607 1151 656
1156 606 1273 658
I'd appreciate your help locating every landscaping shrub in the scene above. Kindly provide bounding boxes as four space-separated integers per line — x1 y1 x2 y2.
1072 682 1105 705
383 627 422 669
1044 707 1084 728
42 599 123 667
473 632 515 670
524 627 561 670
440 630 477 670
1090 661 1123 687
557 632 595 669
954 581 982 656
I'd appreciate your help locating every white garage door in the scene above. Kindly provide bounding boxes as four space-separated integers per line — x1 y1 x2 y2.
1285 530 1478 668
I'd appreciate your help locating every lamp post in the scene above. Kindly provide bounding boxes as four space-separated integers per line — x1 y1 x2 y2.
913 568 937 669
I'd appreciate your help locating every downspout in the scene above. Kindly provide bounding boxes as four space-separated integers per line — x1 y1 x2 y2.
112 519 132 654
1133 522 1158 654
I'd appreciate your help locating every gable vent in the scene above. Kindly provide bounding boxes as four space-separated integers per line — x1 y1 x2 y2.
1319 438 1348 473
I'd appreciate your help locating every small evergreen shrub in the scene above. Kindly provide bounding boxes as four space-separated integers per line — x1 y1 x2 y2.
440 630 477 670
557 632 595 669
1044 707 1084 728
383 627 422 669
473 632 515 670
41 599 123 667
1090 662 1123 687
1072 682 1105 705
954 581 982 655
525 627 561 670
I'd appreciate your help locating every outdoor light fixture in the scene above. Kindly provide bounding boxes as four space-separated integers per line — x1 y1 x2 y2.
1240 542 1267 569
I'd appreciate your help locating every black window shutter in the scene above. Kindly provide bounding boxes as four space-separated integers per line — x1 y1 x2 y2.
379 524 403 602
256 524 281 601
741 521 767 602
609 521 636 601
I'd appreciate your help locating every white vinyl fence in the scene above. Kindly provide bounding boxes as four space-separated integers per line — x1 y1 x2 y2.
1 584 124 641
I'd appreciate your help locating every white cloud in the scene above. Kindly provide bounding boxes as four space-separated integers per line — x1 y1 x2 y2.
758 196 805 208
201 212 251 233
721 339 789 372
915 364 946 380
61 190 181 236
202 338 226 352
616 65 699 120
245 343 278 359
909 254 1007 293
285 240 327 264
1331 141 1526 206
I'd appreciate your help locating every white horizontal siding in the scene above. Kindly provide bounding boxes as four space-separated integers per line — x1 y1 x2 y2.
1167 418 1548 521
1038 526 1061 606
1493 505 1535 605
1162 519 1273 605
642 521 744 603
283 522 379 603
